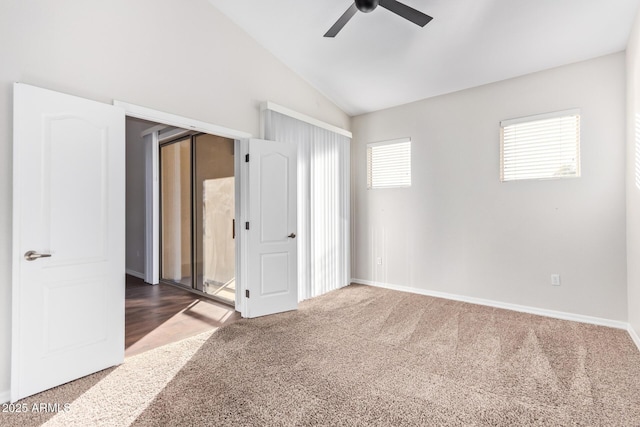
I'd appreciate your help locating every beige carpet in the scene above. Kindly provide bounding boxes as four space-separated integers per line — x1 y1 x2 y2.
3 284 640 426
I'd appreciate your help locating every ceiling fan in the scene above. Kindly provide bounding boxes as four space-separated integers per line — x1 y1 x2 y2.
324 0 433 38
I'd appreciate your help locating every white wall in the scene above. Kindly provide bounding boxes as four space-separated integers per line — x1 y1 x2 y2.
351 53 627 322
627 8 640 343
125 118 151 277
0 0 349 399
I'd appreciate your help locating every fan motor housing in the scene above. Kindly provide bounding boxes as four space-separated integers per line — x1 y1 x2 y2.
355 0 379 13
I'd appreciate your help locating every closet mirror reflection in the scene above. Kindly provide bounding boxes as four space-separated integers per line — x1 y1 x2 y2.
160 133 236 305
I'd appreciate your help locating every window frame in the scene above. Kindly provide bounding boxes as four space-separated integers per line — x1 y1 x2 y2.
500 109 581 182
367 138 412 189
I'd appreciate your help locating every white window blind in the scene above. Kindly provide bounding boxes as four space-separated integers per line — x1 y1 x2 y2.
367 138 411 189
500 109 580 182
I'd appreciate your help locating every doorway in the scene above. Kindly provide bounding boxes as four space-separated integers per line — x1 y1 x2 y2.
119 99 299 319
160 133 236 306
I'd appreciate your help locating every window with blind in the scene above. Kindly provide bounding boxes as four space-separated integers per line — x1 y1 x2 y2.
500 109 581 182
367 138 411 189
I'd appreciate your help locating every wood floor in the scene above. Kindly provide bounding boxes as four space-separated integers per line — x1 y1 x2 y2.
125 275 241 357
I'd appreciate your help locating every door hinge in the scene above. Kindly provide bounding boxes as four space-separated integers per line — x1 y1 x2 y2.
245 222 250 230
245 289 250 298
245 153 250 162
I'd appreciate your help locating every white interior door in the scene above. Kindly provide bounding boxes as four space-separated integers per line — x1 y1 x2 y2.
246 138 297 318
11 83 125 402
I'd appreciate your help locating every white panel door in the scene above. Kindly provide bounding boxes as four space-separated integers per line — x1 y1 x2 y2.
246 139 297 318
11 83 125 401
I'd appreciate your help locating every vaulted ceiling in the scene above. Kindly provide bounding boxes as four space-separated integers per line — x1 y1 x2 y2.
208 0 640 116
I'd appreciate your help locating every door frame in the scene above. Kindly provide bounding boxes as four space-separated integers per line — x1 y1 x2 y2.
114 101 252 315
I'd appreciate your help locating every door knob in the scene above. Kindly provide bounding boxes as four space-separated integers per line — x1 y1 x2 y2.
24 250 52 261
288 233 296 239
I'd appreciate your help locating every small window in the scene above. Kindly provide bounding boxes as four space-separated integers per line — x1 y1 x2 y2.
500 109 580 182
367 138 411 189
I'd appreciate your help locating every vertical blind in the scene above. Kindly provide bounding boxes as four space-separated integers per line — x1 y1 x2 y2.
367 139 412 189
264 110 351 302
635 113 640 190
500 110 580 182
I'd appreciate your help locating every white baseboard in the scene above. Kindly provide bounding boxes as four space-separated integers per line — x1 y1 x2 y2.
125 269 145 280
628 324 640 351
0 389 10 404
353 278 628 330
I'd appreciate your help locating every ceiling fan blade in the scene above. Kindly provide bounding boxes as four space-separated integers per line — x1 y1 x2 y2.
324 3 359 37
379 0 433 27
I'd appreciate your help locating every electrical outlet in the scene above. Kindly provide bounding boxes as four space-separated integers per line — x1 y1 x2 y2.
551 274 561 286
376 257 382 265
